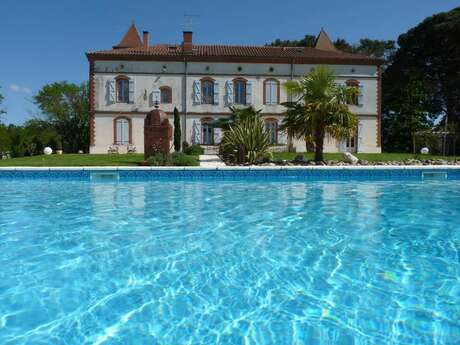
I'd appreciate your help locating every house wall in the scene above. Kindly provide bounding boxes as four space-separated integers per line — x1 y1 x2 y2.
91 60 381 154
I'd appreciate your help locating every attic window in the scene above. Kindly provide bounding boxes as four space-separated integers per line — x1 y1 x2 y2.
296 47 303 53
269 67 274 72
237 66 243 72
168 46 177 52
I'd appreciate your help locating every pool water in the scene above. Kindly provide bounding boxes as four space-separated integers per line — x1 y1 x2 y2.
0 180 459 344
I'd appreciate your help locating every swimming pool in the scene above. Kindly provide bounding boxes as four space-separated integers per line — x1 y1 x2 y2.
1 172 459 344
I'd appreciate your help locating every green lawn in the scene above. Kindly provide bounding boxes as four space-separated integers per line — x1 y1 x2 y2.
272 152 458 162
0 154 145 167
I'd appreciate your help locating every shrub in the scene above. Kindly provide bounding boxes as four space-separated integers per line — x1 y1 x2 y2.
170 152 199 166
147 152 199 166
219 116 270 164
184 144 203 155
147 153 170 166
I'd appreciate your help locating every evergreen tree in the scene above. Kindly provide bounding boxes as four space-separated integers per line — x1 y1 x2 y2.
173 107 181 152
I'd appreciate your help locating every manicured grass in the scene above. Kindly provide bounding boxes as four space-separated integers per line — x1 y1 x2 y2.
0 154 145 167
272 152 458 162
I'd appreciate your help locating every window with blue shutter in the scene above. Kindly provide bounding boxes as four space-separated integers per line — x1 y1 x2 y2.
128 79 135 104
264 79 278 105
108 79 116 103
201 80 214 104
358 84 364 106
234 79 247 105
116 78 129 103
246 81 252 105
213 81 219 105
225 81 234 105
193 80 201 104
115 118 130 145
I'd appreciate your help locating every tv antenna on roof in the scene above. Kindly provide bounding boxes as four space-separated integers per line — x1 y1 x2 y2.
183 14 199 31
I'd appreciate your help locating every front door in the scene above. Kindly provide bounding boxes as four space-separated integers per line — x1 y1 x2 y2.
202 123 214 145
345 135 356 152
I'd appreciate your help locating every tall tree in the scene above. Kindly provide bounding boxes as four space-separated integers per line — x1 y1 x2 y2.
281 66 358 162
34 82 89 153
266 35 317 47
383 6 460 150
173 107 181 152
0 86 6 120
382 79 433 152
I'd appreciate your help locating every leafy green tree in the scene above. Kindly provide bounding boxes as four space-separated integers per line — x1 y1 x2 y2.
0 124 11 152
34 82 89 153
382 79 433 152
173 107 181 152
266 35 316 47
281 66 359 162
0 86 6 120
383 6 460 151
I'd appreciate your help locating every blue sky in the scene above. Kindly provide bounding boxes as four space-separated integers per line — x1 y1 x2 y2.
1 0 458 124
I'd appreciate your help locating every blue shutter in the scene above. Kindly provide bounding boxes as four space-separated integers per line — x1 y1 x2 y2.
358 84 364 106
108 79 116 103
128 79 135 104
225 81 233 105
193 80 201 104
192 120 201 144
213 81 219 105
357 121 364 152
246 81 252 104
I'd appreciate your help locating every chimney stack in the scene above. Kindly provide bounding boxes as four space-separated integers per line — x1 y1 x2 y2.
182 31 193 53
143 31 149 49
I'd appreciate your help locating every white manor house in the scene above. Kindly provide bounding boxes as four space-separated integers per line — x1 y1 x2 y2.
86 24 383 154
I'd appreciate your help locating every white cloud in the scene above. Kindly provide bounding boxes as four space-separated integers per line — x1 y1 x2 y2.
9 84 32 94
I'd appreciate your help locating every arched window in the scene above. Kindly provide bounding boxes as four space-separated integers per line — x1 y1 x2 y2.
234 78 247 105
201 118 214 145
264 79 279 105
346 79 360 105
201 79 215 104
265 119 278 145
114 117 131 145
116 76 130 103
160 86 172 104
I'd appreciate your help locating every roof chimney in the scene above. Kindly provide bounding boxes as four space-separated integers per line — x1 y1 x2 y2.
182 31 193 53
143 31 149 49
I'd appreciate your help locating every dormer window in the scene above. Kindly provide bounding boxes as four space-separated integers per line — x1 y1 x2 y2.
116 76 130 103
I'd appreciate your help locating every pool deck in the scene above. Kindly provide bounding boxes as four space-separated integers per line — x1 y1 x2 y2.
0 165 459 171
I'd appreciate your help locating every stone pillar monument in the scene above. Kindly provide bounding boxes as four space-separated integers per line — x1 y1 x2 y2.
144 108 172 159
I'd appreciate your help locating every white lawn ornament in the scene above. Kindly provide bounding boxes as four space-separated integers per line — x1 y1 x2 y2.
43 147 53 155
420 147 429 155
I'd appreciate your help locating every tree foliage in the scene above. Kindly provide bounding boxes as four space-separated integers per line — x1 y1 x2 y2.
173 107 181 152
382 6 460 152
0 86 6 119
34 81 89 153
281 66 358 162
266 35 395 62
266 35 317 48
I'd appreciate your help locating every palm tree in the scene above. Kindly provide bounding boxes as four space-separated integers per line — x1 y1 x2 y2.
281 66 359 162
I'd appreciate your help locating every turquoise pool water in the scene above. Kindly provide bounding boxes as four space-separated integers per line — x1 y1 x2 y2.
1 179 459 344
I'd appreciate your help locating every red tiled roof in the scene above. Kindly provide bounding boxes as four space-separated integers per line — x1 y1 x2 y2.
87 44 381 65
113 24 143 49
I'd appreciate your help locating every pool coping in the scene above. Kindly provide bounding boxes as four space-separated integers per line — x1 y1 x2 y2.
0 165 459 171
